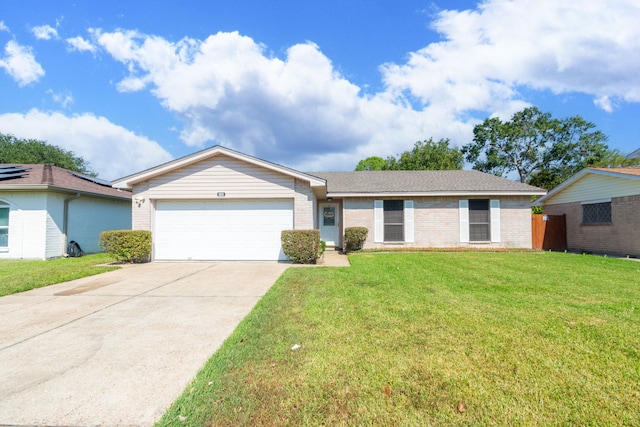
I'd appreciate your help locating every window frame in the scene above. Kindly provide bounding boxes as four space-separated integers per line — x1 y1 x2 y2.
0 203 9 249
581 200 612 225
383 200 404 242
468 199 490 242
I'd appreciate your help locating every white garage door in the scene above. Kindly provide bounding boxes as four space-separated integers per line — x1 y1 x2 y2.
154 200 293 260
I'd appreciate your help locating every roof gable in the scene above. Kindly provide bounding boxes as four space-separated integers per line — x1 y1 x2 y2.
0 164 131 200
113 145 326 190
536 167 640 205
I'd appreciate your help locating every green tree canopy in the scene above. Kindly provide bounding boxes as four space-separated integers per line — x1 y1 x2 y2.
462 107 610 190
355 138 463 171
0 133 92 174
355 156 388 171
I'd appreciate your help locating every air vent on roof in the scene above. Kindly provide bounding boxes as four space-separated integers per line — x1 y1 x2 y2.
69 171 113 187
0 166 30 181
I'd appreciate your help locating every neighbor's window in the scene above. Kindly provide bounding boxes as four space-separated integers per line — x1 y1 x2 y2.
383 200 404 242
469 199 490 241
0 203 8 248
582 202 611 224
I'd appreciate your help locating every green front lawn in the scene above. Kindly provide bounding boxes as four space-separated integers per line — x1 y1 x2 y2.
0 253 118 296
160 252 640 426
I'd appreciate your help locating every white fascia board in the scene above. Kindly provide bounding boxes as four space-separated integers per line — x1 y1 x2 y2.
113 145 325 189
327 191 546 198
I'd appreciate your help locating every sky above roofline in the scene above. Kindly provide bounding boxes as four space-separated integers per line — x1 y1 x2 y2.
1 0 639 180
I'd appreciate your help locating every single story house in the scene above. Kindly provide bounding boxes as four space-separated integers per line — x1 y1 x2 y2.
629 148 640 159
113 146 545 261
0 164 132 259
535 167 640 257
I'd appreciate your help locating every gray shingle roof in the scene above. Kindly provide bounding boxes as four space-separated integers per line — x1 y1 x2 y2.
309 170 544 195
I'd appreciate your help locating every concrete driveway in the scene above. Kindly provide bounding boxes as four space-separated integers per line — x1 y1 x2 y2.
0 261 289 427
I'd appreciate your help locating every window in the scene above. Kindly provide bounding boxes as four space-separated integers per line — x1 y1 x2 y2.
582 202 611 224
374 200 414 244
0 203 8 248
383 200 404 241
468 199 490 241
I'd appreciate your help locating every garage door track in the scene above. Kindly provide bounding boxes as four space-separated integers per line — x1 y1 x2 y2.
0 261 289 426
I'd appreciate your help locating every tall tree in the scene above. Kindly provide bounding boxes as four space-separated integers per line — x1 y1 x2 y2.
0 133 92 174
355 156 388 171
355 138 463 171
462 107 609 189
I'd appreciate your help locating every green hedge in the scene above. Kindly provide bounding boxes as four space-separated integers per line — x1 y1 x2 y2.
281 229 320 264
344 227 368 253
99 230 152 263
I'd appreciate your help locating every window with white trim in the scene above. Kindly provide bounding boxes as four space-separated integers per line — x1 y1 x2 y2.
383 200 404 242
374 200 414 243
0 203 9 248
582 201 611 224
459 199 500 243
469 199 490 241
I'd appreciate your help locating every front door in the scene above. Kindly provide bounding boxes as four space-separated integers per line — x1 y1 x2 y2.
319 203 339 246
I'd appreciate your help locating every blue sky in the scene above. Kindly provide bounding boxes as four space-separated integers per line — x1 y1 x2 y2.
1 0 639 179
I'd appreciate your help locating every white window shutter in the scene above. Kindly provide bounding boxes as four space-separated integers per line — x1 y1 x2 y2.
459 200 469 243
404 200 414 243
374 200 383 243
490 199 501 242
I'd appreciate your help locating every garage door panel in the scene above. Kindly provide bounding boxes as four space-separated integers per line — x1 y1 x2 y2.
154 200 292 260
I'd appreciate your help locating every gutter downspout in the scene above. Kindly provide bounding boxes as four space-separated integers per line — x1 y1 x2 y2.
63 192 81 256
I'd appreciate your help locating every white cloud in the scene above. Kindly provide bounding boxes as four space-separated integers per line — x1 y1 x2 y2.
86 0 640 170
92 29 464 169
0 109 173 179
0 21 9 32
381 0 640 114
0 40 45 86
66 36 97 53
47 89 74 108
32 24 58 40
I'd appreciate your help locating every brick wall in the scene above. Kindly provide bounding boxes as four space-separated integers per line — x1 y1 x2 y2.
132 181 152 231
544 194 640 256
343 196 533 249
294 179 315 230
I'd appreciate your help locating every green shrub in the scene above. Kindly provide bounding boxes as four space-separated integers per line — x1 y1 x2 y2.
344 227 368 253
319 240 327 258
99 230 152 263
281 230 320 264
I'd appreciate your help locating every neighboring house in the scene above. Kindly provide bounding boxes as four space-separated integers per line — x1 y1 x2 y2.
0 164 132 260
113 146 545 261
629 148 640 159
535 167 640 257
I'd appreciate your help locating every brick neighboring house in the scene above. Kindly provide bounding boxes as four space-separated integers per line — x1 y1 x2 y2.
113 146 545 261
535 167 640 257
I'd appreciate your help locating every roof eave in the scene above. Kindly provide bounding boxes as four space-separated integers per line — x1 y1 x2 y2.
327 190 546 198
0 184 131 200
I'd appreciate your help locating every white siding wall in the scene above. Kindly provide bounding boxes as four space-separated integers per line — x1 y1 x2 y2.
45 193 65 259
145 155 295 199
67 196 132 253
546 174 640 205
0 192 48 259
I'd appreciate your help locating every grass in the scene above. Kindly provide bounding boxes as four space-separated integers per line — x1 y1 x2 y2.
0 253 118 296
158 252 640 426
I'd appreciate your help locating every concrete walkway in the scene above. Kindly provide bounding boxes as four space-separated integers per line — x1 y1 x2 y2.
0 261 289 427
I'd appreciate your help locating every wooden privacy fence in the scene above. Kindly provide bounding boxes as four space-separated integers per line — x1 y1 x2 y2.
532 214 567 251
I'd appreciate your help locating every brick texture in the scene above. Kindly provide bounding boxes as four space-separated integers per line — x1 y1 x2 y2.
294 179 315 229
343 196 533 249
544 194 640 256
